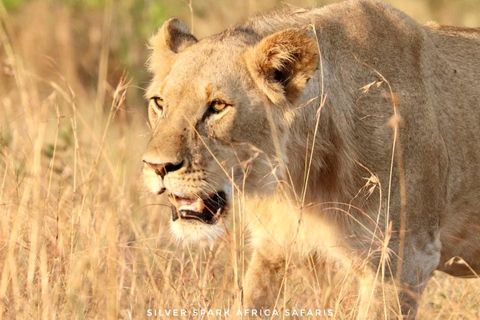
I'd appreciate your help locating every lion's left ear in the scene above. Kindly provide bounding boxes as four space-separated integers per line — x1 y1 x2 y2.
244 29 319 105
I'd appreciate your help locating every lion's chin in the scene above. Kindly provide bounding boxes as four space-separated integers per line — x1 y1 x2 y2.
169 218 226 243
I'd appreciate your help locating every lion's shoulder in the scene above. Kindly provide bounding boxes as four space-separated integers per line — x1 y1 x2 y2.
239 0 417 36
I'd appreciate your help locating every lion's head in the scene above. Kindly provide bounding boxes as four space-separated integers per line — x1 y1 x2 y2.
143 18 318 242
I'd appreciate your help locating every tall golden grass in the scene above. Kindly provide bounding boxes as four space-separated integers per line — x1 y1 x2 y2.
0 0 479 319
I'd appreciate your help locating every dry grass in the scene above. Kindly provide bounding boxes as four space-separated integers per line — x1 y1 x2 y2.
0 0 479 319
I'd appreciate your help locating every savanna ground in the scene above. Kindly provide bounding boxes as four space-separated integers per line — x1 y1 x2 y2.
0 0 479 319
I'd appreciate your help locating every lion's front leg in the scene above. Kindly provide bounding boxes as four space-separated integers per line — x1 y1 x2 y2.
243 248 285 311
356 271 401 320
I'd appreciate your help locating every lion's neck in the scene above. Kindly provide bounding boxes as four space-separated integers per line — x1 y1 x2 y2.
285 95 362 207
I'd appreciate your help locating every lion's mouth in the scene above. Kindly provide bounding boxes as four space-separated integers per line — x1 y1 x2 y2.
169 191 227 224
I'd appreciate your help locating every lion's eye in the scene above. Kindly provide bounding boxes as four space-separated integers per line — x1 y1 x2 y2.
209 100 228 112
151 97 164 112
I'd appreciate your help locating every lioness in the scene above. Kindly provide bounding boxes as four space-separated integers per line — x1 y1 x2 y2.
142 0 480 318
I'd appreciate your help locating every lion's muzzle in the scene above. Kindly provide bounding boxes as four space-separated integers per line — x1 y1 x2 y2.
169 191 227 224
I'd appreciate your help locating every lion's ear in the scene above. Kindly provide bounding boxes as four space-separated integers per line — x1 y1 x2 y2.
148 18 198 74
244 29 318 105
152 18 198 54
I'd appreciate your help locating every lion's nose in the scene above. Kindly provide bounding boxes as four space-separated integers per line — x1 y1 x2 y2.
143 160 185 179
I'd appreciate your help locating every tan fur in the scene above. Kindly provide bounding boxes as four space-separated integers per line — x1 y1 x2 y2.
142 0 480 318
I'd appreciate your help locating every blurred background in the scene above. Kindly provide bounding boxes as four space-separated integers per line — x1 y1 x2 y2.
0 0 479 319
